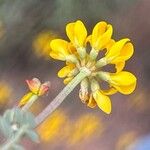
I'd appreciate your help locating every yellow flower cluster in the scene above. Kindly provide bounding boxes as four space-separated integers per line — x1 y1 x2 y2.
50 20 137 114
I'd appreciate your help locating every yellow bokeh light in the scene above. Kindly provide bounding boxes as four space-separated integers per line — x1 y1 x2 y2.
68 113 104 145
0 81 12 107
32 30 57 59
37 109 68 142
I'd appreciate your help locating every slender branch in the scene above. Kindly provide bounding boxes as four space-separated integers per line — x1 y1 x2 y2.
35 67 91 126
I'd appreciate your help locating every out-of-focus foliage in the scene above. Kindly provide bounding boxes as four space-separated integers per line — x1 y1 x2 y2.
51 0 137 27
0 0 137 69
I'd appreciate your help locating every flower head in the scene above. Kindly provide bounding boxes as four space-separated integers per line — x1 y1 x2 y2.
19 78 50 107
26 78 50 96
50 20 137 114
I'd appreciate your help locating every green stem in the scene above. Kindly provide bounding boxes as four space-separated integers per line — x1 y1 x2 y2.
89 48 98 60
35 67 91 126
22 95 38 111
1 126 28 150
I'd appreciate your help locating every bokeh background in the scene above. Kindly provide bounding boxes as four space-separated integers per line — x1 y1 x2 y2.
0 0 150 149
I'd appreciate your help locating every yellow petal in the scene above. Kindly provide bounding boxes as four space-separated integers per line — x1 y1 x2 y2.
91 21 113 50
87 94 97 108
109 71 137 94
101 87 117 95
58 64 75 78
50 51 63 60
66 20 87 47
111 42 134 63
19 92 33 107
63 77 73 84
50 39 70 60
110 71 136 86
105 38 130 60
115 61 125 73
113 83 136 95
97 25 113 49
26 78 41 94
106 39 115 50
105 39 115 55
74 20 87 47
93 91 111 114
119 42 134 60
68 43 77 54
86 35 92 44
66 22 75 45
38 81 50 96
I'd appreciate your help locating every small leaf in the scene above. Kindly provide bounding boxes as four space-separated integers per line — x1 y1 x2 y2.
23 111 35 128
12 144 25 150
3 109 13 123
14 108 24 124
0 116 12 138
25 129 39 143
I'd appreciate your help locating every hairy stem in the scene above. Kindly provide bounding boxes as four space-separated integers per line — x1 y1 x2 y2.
22 95 38 111
1 126 28 150
35 67 91 126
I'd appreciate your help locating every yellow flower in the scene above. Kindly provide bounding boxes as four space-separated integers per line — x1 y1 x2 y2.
50 20 137 114
98 71 137 95
66 20 87 48
26 78 50 96
19 78 50 107
97 38 134 72
50 39 78 62
89 21 113 50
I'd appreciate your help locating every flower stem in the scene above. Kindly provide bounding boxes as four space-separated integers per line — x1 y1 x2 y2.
22 95 38 111
1 126 28 150
35 67 91 126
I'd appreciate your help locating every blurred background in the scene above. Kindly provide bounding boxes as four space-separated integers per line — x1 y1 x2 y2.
0 0 150 149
